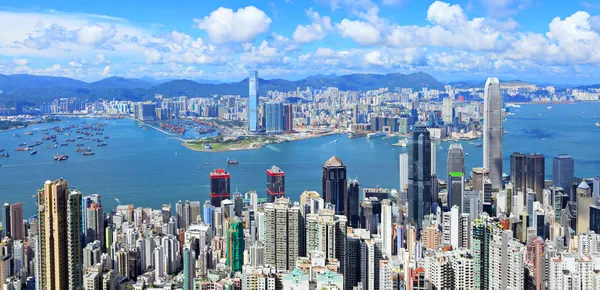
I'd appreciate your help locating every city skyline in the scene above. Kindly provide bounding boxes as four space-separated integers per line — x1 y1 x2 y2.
2 1 600 83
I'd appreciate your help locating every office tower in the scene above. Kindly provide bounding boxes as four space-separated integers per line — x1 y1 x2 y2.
322 156 348 216
248 70 259 132
442 97 454 124
347 179 361 228
233 193 243 217
9 203 23 241
264 198 301 271
399 153 408 193
591 204 600 234
489 230 525 289
381 200 392 256
577 181 594 234
86 202 105 250
183 248 195 290
431 142 437 176
1 203 9 239
448 172 464 209
360 198 377 234
364 186 390 201
448 144 465 176
462 191 480 219
483 77 503 189
553 154 575 198
283 104 293 132
37 179 83 290
510 152 527 194
226 218 244 273
526 153 545 201
210 169 230 206
265 102 284 134
408 124 432 228
266 165 285 202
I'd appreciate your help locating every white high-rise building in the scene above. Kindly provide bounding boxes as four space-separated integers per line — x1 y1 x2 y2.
483 77 503 189
431 143 437 176
263 198 301 271
489 230 525 289
399 153 408 192
381 200 392 256
442 97 454 124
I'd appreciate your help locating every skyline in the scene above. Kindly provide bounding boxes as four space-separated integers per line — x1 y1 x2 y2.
1 1 600 84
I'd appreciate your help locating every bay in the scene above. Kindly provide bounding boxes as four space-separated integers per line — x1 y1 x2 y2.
1 103 599 217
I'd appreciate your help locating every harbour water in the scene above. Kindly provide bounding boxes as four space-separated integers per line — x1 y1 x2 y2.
1 103 599 216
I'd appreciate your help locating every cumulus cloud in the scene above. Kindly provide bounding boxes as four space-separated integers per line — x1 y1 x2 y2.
336 19 381 45
194 6 272 43
101 65 111 76
293 8 333 43
12 58 30 66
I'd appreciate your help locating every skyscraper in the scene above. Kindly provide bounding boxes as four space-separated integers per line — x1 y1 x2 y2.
86 202 105 250
266 165 285 202
226 218 244 273
399 153 408 193
442 97 454 124
381 200 392 256
431 143 437 176
510 152 526 194
248 70 259 132
483 77 503 189
265 102 284 134
347 179 361 229
553 154 575 197
264 198 301 271
525 153 545 201
322 156 347 216
447 144 465 176
408 124 432 228
9 202 23 241
183 247 195 290
37 179 83 290
283 104 294 132
210 169 231 206
448 172 464 209
1 203 9 239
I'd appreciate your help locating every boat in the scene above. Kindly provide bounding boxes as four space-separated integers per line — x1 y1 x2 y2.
506 103 521 108
104 136 110 139
12 134 19 137
226 157 239 165
18 142 27 146
53 154 68 161
0 153 8 158
76 144 84 147
596 122 600 127
82 152 95 156
392 140 408 147
24 132 33 135
466 152 469 156
66 139 75 142
47 144 57 149
97 143 108 147
60 144 68 147
366 132 386 139
547 106 552 109
15 148 30 151
30 150 37 155
197 167 202 170
474 143 483 147
0 149 3 152
76 147 92 153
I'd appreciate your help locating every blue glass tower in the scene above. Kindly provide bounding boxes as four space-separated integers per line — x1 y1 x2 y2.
248 70 259 132
553 154 574 198
408 124 432 229
265 102 284 134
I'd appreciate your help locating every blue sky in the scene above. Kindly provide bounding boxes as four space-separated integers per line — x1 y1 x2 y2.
1 0 600 84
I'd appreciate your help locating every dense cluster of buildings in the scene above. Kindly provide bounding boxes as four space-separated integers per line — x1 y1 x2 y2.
1 76 600 290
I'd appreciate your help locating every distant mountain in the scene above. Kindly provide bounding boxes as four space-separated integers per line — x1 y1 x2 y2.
89 77 154 90
0 72 446 105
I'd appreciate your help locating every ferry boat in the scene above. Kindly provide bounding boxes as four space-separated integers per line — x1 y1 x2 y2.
366 132 386 139
226 157 239 165
506 103 521 108
15 147 30 151
76 147 91 153
0 153 8 158
53 154 68 161
76 143 84 147
82 152 95 156
24 132 33 135
30 150 37 155
97 143 108 147
0 149 3 152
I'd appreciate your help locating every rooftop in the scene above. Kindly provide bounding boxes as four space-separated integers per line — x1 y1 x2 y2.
324 156 343 167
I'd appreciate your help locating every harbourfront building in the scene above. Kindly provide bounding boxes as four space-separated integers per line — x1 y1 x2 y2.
483 77 503 189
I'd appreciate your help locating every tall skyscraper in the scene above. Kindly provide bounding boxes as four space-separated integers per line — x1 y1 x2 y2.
447 144 465 176
283 104 294 132
86 202 105 250
37 179 83 290
381 200 392 256
553 154 574 197
265 102 284 134
442 97 454 124
322 156 347 216
483 77 503 189
248 70 259 132
347 179 360 229
408 124 432 228
264 198 301 271
431 143 437 176
226 218 244 273
9 202 23 241
525 153 545 201
266 165 285 202
210 169 230 206
399 153 408 193
510 152 526 194
448 172 464 209
183 247 195 290
1 203 9 239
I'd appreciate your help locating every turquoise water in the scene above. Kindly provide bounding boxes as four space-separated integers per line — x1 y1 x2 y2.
1 103 599 217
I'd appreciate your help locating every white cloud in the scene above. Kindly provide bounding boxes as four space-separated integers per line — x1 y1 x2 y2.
12 58 30 66
144 50 162 64
194 6 272 43
292 8 333 44
92 54 109 65
101 65 111 76
364 51 385 66
336 19 381 45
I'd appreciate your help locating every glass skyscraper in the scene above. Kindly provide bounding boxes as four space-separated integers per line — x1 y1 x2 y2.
552 154 574 197
248 70 259 132
483 77 503 189
265 102 284 134
408 124 432 228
